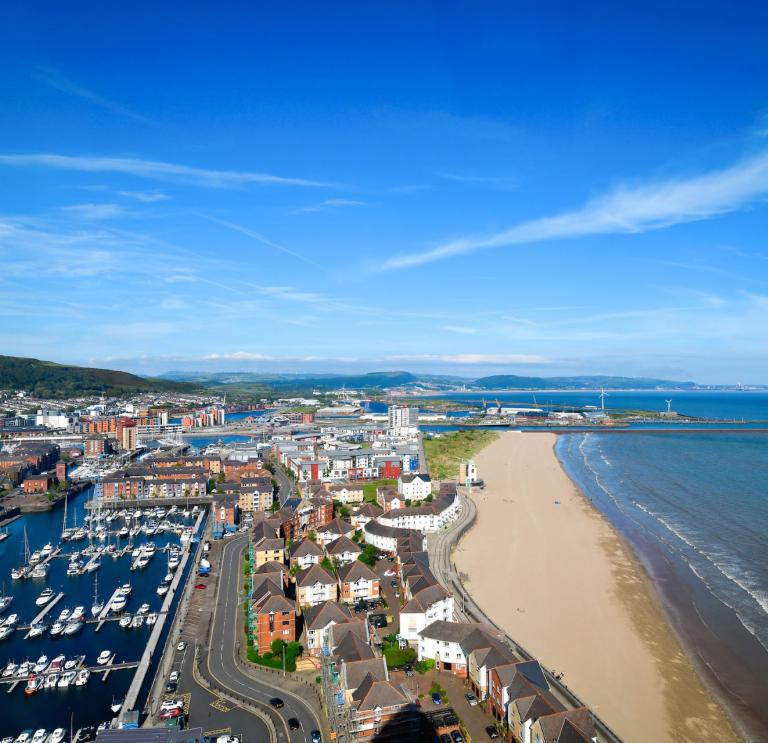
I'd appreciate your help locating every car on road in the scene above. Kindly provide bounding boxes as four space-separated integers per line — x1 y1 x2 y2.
194 583 206 589
269 697 284 708
287 718 300 730
431 692 442 705
485 726 499 739
165 681 178 693
176 641 187 652
390 579 398 588
310 732 321 743
464 692 478 706
451 732 465 743
169 671 179 683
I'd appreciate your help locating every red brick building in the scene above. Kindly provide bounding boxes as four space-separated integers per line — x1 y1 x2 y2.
23 472 53 494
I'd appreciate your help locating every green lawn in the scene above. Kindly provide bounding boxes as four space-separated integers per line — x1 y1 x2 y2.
362 479 397 503
424 429 499 480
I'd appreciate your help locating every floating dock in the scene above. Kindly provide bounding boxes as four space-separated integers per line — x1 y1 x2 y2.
23 591 65 637
96 587 123 631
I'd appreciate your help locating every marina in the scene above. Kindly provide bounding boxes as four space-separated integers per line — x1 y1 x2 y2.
0 486 206 737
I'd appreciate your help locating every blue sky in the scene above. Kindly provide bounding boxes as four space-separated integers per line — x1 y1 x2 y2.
1 2 768 384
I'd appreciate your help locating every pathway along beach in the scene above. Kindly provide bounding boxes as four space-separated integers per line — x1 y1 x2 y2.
452 431 738 743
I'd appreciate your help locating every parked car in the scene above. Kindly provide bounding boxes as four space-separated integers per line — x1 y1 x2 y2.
160 700 184 712
439 735 452 743
431 692 442 705
169 671 179 683
310 732 321 743
269 698 284 708
216 737 238 743
165 681 178 693
485 726 500 739
451 732 465 743
390 580 398 588
194 583 207 590
404 664 414 677
177 641 187 652
464 692 478 706
287 718 300 730
159 708 184 720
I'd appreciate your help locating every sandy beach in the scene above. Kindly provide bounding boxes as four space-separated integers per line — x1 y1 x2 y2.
452 431 738 743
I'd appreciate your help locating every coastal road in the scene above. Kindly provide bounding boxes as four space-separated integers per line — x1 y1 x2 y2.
205 534 322 743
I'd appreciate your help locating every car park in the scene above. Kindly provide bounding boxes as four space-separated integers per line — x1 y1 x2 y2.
485 726 499 739
269 697 284 708
287 718 300 730
464 692 478 706
431 692 442 705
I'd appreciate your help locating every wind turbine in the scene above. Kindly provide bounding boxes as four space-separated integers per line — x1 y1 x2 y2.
599 388 608 412
665 399 673 414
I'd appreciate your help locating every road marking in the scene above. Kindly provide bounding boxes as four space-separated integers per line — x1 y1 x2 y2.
211 696 234 712
203 728 232 736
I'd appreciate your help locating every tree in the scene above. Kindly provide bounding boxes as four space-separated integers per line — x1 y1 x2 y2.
358 544 379 567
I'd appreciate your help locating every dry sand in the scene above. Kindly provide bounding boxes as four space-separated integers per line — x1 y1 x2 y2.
452 431 738 743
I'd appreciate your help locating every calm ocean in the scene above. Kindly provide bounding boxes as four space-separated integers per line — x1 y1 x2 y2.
556 431 768 739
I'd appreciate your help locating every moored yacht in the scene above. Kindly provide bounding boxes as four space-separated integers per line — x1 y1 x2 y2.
35 588 55 607
47 730 66 743
28 623 47 638
49 621 65 637
63 619 83 636
96 650 111 665
32 655 48 673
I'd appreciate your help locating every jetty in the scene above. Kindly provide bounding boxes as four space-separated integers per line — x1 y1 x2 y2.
120 510 205 721
96 587 123 631
23 591 65 637
1 660 139 690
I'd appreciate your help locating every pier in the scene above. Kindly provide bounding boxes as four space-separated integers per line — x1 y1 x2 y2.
120 510 205 723
96 587 123 631
24 591 65 637
1 661 139 690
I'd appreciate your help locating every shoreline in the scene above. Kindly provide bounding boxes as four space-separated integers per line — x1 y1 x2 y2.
452 431 739 743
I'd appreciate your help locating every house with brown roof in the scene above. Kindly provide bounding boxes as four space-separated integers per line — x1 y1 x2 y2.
376 487 404 512
350 502 382 529
337 560 380 604
488 659 550 721
326 481 364 505
417 620 508 678
325 534 362 565
399 583 454 645
296 563 338 607
301 600 353 656
253 536 285 568
315 517 355 547
289 537 325 569
249 571 296 650
529 707 597 743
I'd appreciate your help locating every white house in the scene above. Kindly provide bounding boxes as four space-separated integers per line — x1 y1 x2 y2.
296 564 338 607
399 584 454 644
397 473 432 501
376 490 459 533
325 535 362 565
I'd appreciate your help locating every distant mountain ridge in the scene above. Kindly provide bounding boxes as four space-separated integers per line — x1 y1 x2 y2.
471 374 698 390
0 355 199 398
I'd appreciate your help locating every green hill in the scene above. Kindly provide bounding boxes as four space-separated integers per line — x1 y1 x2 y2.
0 355 199 398
472 374 697 390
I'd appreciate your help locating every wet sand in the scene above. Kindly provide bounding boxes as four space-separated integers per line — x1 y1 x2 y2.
452 431 739 743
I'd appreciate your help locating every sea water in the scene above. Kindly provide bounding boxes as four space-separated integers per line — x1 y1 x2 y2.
556 431 768 739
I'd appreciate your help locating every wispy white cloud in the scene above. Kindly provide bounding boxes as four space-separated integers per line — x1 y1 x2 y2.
294 198 366 214
0 153 332 188
60 202 126 221
383 150 768 270
442 325 478 334
118 190 170 202
35 67 154 123
438 172 517 187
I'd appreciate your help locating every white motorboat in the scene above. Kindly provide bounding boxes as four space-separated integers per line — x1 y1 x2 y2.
66 562 82 576
3 613 19 627
31 731 46 743
2 661 18 677
44 673 58 688
0 595 13 613
145 612 158 626
49 621 65 637
110 594 127 613
14 731 32 743
40 543 54 557
156 584 169 597
0 625 14 640
75 668 90 686
96 650 111 665
58 609 71 622
48 654 65 671
47 730 66 743
28 623 47 638
17 661 32 677
137 603 150 615
30 564 48 579
29 550 42 565
163 572 173 584
132 556 150 570
71 606 85 621
118 615 131 629
35 588 55 607
64 655 85 670
25 675 43 694
143 542 156 556
118 527 129 538
63 620 83 636
11 567 27 580
33 655 48 673
119 583 132 596
130 614 144 629
58 670 76 687
85 559 100 573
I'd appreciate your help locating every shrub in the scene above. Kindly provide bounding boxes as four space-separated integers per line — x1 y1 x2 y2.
414 658 435 674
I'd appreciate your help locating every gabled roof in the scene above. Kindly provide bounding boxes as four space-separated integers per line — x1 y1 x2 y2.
353 503 382 518
333 628 374 663
535 708 596 742
255 593 294 614
254 560 286 575
352 677 408 711
400 473 431 484
317 517 354 536
326 535 362 556
302 600 352 631
290 538 324 558
252 521 279 541
296 563 336 587
254 537 284 552
495 660 549 691
342 657 387 692
418 620 504 647
400 584 451 614
337 560 378 583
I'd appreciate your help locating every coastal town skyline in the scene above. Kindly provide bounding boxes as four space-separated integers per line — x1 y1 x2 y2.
2 3 768 384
